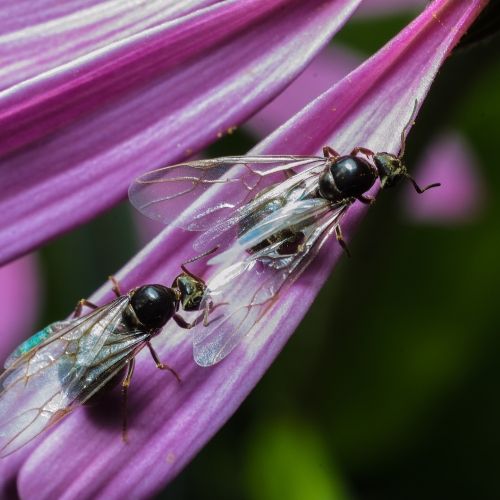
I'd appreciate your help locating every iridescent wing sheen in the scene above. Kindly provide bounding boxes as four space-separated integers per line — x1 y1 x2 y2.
193 201 349 366
0 297 149 457
128 155 327 251
130 154 348 366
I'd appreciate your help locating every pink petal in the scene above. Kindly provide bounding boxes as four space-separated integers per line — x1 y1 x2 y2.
16 1 486 498
246 0 433 138
404 132 484 223
0 254 39 363
0 0 219 90
248 40 485 227
0 0 361 266
246 46 361 137
0 255 39 498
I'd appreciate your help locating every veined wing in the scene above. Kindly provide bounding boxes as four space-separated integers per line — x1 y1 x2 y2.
129 155 327 250
0 297 148 457
193 201 349 366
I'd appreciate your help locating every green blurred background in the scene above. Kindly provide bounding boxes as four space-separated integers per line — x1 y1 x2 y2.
31 7 500 500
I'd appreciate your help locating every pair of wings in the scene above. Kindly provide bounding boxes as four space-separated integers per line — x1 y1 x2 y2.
129 155 349 366
0 296 148 457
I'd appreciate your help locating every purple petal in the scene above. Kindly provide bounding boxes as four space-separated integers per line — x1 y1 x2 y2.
0 0 361 266
0 255 39 362
17 1 486 498
0 0 218 90
0 255 39 498
246 24 485 226
246 46 360 137
404 132 484 223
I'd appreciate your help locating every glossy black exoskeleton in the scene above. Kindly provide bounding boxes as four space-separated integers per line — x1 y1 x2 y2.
0 269 210 457
124 270 206 333
318 155 378 202
127 102 442 368
318 144 440 205
318 101 440 206
103 271 209 438
125 284 178 330
78 271 208 433
242 102 440 258
240 139 440 259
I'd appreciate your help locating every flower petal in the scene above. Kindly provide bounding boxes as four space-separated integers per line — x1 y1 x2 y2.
404 132 485 223
0 254 39 498
249 44 485 228
0 254 39 363
17 1 486 498
0 0 219 90
0 0 361 266
245 45 360 137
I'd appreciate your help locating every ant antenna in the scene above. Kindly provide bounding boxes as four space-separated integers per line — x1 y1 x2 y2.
180 245 220 277
182 245 219 265
398 99 419 158
406 175 441 194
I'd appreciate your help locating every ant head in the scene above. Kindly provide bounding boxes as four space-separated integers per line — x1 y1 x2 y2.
372 100 440 194
373 152 407 189
172 272 206 312
373 152 440 194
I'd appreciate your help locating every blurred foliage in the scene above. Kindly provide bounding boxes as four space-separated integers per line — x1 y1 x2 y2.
244 417 348 500
21 5 500 500
335 13 414 53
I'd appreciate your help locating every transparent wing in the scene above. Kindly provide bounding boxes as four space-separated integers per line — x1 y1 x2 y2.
193 201 349 366
129 155 327 250
0 297 148 457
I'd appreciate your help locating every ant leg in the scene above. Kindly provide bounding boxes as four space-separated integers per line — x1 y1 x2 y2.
173 314 192 329
182 246 219 267
323 146 340 159
121 358 135 443
203 302 211 326
174 307 211 329
73 275 123 318
174 300 227 329
72 299 98 318
356 194 375 205
108 275 122 297
147 341 181 383
335 225 351 257
350 146 374 157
